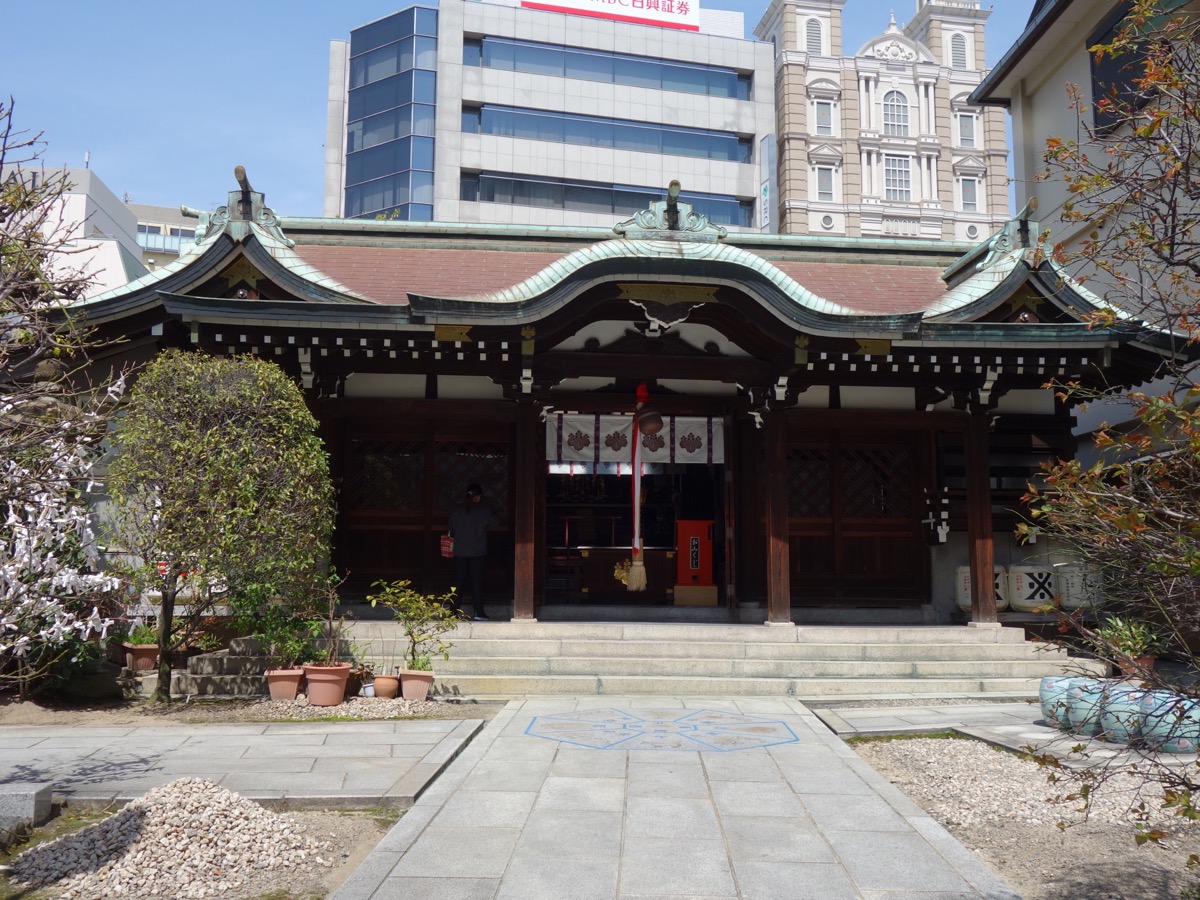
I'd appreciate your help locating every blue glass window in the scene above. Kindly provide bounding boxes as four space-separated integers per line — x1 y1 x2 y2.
411 136 435 171
411 171 435 204
346 138 413 187
465 37 751 99
345 5 439 223
347 106 411 153
462 172 753 227
346 172 410 218
462 104 752 164
414 7 437 36
350 8 417 57
412 103 435 136
413 70 437 104
349 71 414 121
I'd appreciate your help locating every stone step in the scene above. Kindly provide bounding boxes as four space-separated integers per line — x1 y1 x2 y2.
342 621 1089 700
352 621 1031 645
432 655 1068 679
429 673 1055 700
186 654 269 676
171 673 268 698
401 638 1065 663
228 637 264 656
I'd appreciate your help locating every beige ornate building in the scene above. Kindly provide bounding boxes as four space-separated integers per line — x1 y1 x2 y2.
756 0 1010 240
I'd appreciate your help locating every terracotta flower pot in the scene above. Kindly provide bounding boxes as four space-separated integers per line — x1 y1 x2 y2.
302 662 351 707
373 674 400 699
265 667 304 702
1117 655 1157 678
124 643 159 671
400 669 434 701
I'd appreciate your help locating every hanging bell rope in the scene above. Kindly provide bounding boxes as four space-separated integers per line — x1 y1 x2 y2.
627 383 660 592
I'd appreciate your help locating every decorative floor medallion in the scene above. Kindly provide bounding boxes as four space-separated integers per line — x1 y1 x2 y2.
524 708 800 751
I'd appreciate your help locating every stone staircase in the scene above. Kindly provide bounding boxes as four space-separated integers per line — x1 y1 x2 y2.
345 621 1102 701
170 637 270 698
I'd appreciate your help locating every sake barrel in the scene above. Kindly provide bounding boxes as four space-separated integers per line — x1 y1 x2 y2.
1057 564 1102 611
955 565 1009 612
1008 565 1057 612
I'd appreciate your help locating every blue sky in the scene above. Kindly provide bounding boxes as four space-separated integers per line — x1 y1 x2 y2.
0 0 1034 217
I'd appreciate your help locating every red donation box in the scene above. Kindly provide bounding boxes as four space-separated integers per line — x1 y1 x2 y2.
675 520 714 586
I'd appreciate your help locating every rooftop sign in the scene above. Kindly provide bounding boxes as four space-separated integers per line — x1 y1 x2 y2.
521 0 700 32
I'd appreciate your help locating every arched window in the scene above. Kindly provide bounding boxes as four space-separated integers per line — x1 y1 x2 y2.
883 90 909 136
951 34 968 69
805 18 822 54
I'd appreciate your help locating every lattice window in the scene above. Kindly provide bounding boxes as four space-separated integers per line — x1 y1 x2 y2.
842 448 914 518
434 441 508 513
788 449 831 517
882 91 909 136
884 155 911 201
344 439 425 511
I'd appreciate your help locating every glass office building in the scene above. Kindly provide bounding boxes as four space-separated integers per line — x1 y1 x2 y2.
325 0 776 230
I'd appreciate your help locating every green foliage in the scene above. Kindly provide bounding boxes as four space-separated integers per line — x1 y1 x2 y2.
305 574 352 666
247 603 318 670
106 351 335 700
126 623 157 645
191 632 222 652
367 580 461 670
1090 615 1167 659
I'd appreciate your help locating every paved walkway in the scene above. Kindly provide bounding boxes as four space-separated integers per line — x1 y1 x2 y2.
0 718 484 809
2 699 1088 898
332 698 1020 899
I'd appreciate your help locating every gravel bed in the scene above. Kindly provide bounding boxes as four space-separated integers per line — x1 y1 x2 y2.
167 695 492 723
0 694 503 727
857 736 1200 899
8 779 350 899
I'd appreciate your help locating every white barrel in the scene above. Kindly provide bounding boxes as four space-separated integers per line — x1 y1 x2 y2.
955 565 1009 611
1008 565 1057 612
1057 565 1101 611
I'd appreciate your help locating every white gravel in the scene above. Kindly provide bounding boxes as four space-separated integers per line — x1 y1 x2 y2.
9 779 338 899
857 736 1200 899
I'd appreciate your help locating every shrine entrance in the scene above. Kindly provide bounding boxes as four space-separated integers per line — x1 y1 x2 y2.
541 409 730 611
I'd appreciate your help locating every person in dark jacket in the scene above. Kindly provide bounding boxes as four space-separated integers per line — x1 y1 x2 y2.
448 483 498 620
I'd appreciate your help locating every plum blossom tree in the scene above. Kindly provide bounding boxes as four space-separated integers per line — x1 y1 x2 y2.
0 99 120 697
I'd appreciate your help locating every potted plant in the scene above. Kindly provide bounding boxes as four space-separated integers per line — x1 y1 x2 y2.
368 625 401 699
253 604 316 702
368 580 461 701
123 622 159 671
1091 615 1167 677
345 662 374 699
301 575 353 707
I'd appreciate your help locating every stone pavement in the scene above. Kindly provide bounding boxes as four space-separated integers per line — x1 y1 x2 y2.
332 698 1021 899
0 699 1058 898
817 698 1200 771
0 718 484 809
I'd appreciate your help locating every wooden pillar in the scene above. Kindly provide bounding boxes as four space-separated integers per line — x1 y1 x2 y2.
764 410 792 625
965 409 997 623
512 399 538 620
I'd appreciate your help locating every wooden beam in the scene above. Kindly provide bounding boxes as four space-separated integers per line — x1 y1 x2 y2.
966 410 998 623
764 410 792 625
537 351 772 385
513 400 538 620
